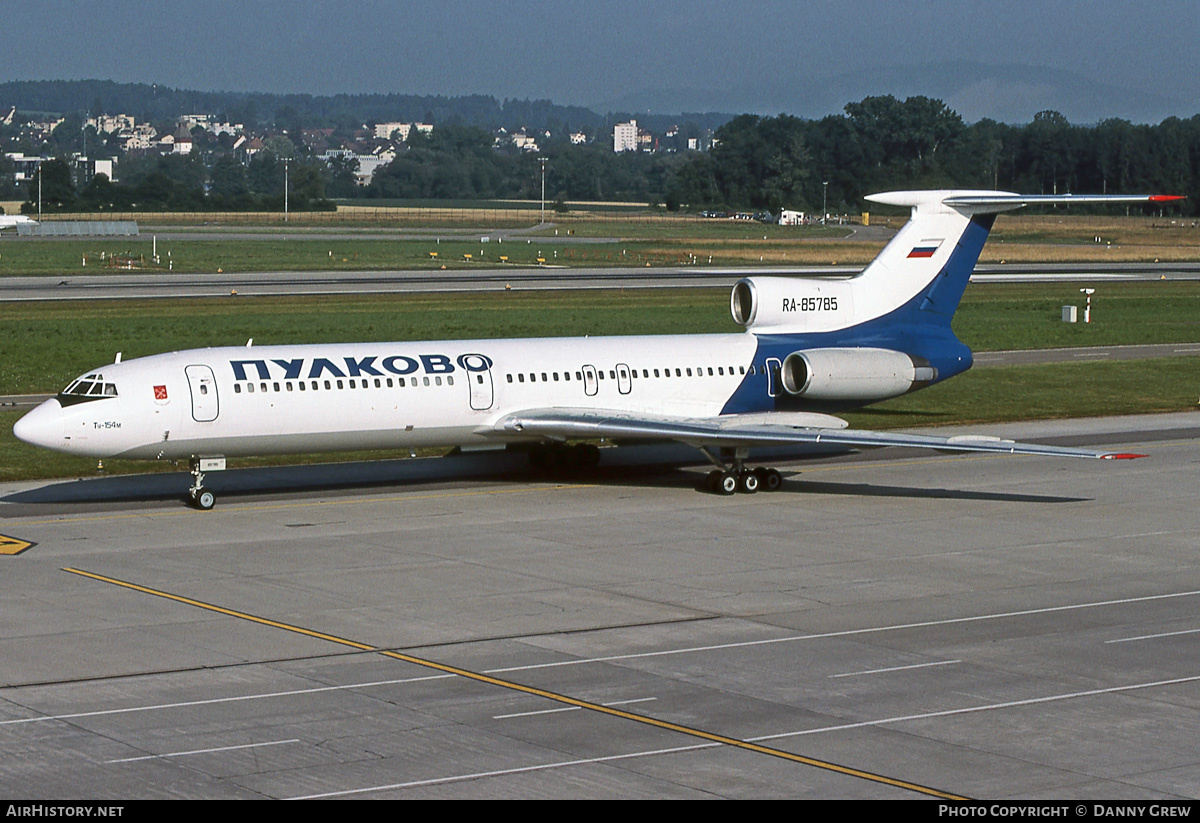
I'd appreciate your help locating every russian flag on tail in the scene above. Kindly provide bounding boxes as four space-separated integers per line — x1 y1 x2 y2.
907 239 942 258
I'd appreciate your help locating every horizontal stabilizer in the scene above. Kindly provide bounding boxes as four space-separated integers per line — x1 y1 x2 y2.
866 190 1184 215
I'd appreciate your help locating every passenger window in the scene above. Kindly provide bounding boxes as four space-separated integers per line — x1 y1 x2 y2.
337 380 344 389
386 378 393 387
686 368 692 377
325 380 332 389
298 382 305 391
707 367 714 376
575 371 582 381
423 376 430 386
447 376 453 385
274 382 280 392
247 384 254 393
518 374 525 383
435 376 442 386
541 373 548 382
675 368 681 377
234 384 242 393
507 374 513 383
718 367 724 375
553 373 559 381
399 377 406 387
609 370 615 379
375 379 382 388
286 382 293 392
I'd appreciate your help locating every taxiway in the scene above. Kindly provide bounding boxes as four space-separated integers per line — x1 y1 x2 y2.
1 413 1198 798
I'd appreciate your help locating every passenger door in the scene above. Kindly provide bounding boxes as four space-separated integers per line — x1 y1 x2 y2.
185 365 219 422
460 353 494 411
582 364 598 397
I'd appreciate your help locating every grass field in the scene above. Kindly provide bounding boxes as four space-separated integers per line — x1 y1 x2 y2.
4 209 1197 273
5 282 1200 396
4 282 1200 395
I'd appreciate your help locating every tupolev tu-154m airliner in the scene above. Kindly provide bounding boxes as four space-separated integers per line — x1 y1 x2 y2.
15 190 1178 509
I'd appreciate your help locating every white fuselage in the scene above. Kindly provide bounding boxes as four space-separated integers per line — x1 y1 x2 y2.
18 333 761 460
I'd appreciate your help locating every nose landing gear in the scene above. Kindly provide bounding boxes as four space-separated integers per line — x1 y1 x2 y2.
186 456 224 510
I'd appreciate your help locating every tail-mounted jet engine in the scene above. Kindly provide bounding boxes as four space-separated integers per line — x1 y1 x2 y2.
730 276 854 334
780 348 936 402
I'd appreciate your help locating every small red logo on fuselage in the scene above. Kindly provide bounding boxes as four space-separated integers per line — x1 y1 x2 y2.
153 385 168 400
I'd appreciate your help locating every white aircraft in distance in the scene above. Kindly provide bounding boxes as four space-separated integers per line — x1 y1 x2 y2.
15 190 1178 509
0 214 36 230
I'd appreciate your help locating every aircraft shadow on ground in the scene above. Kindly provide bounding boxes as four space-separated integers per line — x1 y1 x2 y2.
1 444 1084 507
780 479 1085 504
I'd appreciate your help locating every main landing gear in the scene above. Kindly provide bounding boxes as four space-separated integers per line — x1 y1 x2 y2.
700 447 784 496
186 456 223 510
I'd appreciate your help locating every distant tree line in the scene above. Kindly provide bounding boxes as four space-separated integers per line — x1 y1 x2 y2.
9 89 1200 216
667 98 1200 215
0 79 730 139
21 152 333 214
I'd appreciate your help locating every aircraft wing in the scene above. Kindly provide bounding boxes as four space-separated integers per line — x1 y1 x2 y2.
491 408 1144 460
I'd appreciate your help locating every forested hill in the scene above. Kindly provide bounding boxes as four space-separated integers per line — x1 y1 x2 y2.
0 79 732 134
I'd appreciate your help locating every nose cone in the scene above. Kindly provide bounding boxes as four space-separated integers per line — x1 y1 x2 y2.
13 398 65 451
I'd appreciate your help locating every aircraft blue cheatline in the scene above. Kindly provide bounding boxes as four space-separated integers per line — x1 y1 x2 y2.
15 190 1179 509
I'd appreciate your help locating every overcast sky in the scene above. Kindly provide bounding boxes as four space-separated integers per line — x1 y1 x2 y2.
3 1 1197 120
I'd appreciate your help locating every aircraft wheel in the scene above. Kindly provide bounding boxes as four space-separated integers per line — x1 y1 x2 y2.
193 487 216 510
738 470 760 494
718 471 738 496
757 468 783 491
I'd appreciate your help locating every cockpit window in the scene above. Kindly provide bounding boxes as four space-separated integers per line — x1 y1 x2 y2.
58 373 118 405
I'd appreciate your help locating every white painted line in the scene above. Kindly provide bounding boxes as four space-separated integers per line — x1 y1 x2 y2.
106 738 300 764
1173 347 1200 353
605 697 657 707
0 674 453 726
287 674 1200 799
495 696 657 720
754 674 1200 741
1106 627 1200 644
286 742 718 799
1073 352 1111 357
6 591 1197 730
494 706 580 719
486 589 1200 674
829 660 962 678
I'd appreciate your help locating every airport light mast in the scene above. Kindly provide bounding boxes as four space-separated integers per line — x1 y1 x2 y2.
539 157 547 225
